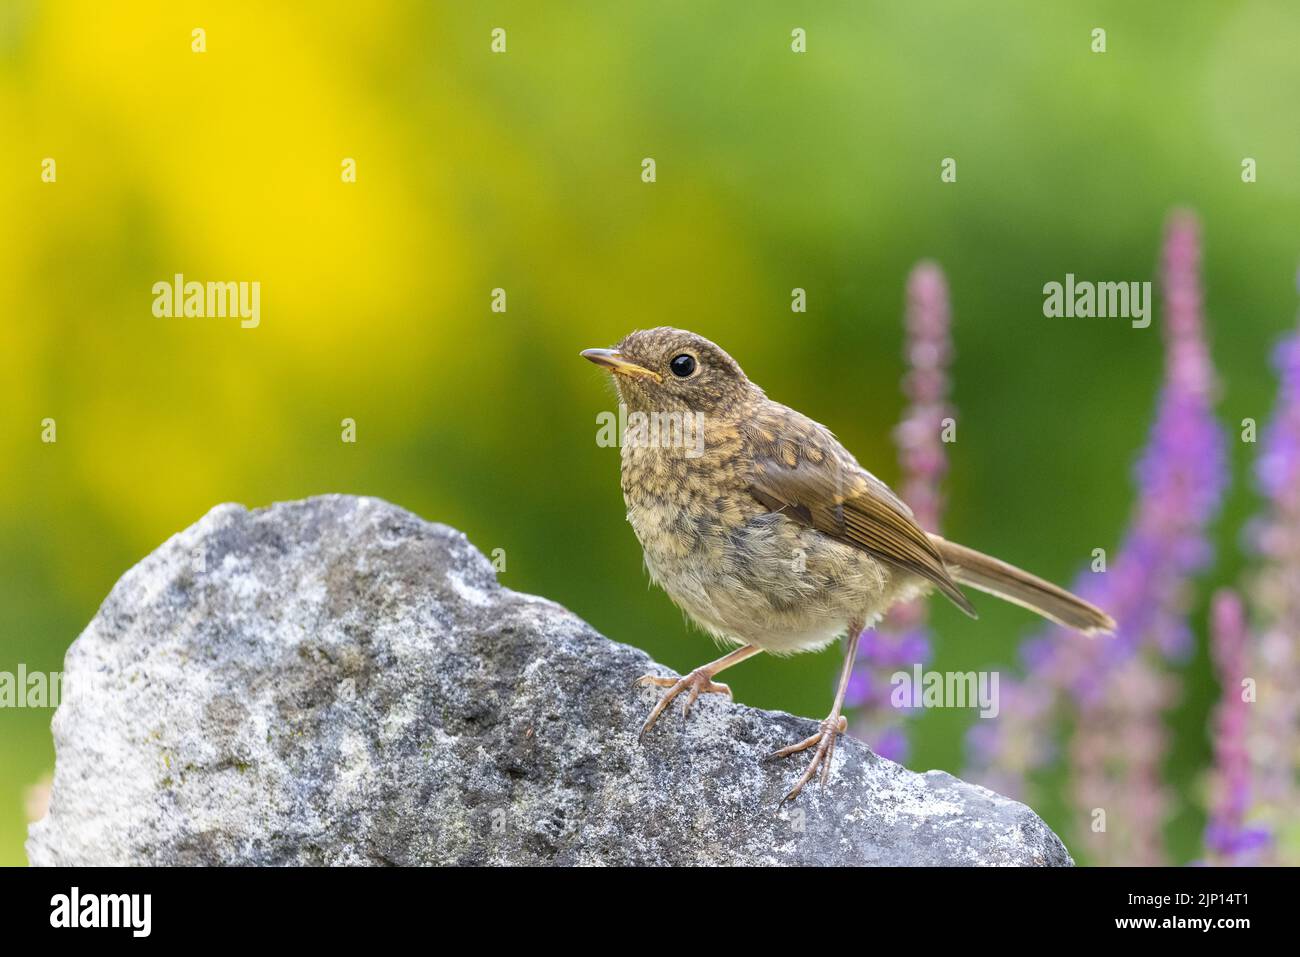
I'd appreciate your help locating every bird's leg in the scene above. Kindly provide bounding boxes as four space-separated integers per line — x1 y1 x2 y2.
635 644 763 741
767 623 863 804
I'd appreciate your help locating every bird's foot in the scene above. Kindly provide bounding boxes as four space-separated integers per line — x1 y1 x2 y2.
635 668 732 741
766 714 849 805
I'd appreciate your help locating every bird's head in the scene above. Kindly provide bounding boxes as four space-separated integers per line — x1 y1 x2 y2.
581 327 759 416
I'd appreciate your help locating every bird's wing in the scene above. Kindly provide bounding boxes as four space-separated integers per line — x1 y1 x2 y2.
742 404 976 618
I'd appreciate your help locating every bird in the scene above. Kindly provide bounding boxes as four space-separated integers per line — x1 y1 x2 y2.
581 327 1115 804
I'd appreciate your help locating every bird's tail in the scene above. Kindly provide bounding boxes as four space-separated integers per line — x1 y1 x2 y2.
929 535 1116 636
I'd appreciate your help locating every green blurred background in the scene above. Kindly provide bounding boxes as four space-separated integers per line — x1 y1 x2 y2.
3 0 1299 865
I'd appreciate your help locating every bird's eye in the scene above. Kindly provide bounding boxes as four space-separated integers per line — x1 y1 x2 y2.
669 353 697 378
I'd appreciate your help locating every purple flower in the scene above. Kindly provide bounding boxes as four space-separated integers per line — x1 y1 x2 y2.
965 211 1227 865
1235 304 1300 864
1203 590 1271 864
848 262 953 763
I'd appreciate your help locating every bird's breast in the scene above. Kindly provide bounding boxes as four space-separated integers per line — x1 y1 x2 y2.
620 444 752 560
618 440 901 653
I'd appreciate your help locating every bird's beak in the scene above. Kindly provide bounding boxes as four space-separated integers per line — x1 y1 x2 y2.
580 348 662 383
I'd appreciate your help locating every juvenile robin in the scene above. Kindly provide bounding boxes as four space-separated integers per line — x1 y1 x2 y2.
582 327 1114 804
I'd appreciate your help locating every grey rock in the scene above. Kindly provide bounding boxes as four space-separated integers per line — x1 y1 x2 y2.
28 495 1072 866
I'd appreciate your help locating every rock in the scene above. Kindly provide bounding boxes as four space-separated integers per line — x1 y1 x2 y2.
27 495 1072 866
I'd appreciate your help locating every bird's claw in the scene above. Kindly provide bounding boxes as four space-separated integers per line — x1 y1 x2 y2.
768 715 848 804
635 669 732 741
